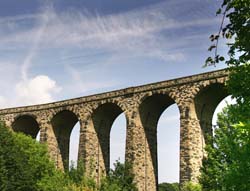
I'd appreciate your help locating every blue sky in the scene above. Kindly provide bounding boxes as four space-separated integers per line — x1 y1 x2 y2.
0 0 229 183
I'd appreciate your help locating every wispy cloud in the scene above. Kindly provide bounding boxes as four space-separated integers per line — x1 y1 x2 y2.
0 1 220 61
20 6 51 80
0 5 63 109
0 0 222 108
64 64 117 96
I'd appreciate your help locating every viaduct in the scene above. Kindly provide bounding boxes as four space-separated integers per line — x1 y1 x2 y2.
0 69 229 191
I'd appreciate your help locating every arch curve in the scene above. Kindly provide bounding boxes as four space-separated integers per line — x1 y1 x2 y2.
139 93 179 187
91 102 126 174
12 114 40 139
51 109 79 170
139 93 178 125
194 82 229 139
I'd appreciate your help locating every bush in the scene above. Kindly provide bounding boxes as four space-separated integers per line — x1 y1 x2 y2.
182 181 202 191
158 182 179 191
0 122 137 191
0 122 66 191
100 160 137 191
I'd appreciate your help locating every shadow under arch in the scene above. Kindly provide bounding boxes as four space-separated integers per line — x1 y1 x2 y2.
139 93 179 188
51 110 79 170
194 83 229 141
91 102 125 173
12 114 39 139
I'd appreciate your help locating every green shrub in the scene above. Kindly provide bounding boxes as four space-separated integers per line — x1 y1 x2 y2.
182 181 202 191
0 122 137 191
0 122 66 191
158 182 179 191
100 160 137 191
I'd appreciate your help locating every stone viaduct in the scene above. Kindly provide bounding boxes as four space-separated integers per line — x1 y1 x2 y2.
0 69 229 191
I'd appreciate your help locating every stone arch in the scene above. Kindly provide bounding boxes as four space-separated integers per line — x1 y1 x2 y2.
12 114 40 139
139 93 179 188
194 82 229 140
91 101 126 174
51 109 79 170
48 106 81 122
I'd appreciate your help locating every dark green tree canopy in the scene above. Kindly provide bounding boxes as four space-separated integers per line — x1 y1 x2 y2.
200 0 250 190
0 123 66 191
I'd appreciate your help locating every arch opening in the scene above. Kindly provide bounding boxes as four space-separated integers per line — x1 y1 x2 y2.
139 94 179 187
51 110 79 170
158 104 180 184
110 113 126 169
212 95 235 130
69 121 80 168
194 83 229 141
92 102 124 173
12 115 40 139
36 130 41 142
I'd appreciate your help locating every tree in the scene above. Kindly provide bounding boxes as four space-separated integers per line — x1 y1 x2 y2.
64 160 97 191
181 181 202 191
0 122 139 191
99 160 137 191
200 0 250 190
200 107 250 191
0 122 66 191
0 122 138 191
205 0 250 67
206 0 250 116
158 182 179 191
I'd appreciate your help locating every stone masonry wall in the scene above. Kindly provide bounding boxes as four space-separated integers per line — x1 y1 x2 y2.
0 69 229 191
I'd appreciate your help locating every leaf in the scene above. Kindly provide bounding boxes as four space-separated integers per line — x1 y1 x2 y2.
209 34 215 41
225 32 232 39
205 57 213 63
219 56 225 61
215 55 220 63
208 45 216 51
204 57 214 67
221 0 228 7
214 35 220 40
216 8 222 15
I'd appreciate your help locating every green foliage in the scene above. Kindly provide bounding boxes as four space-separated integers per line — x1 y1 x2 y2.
158 182 179 191
181 181 202 191
0 123 136 191
68 161 87 185
227 64 250 121
0 122 66 191
205 0 250 66
65 161 97 191
0 123 14 190
201 0 250 189
200 107 250 191
100 160 137 191
37 171 66 191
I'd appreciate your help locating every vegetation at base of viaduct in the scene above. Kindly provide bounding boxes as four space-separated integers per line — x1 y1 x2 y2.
0 122 137 191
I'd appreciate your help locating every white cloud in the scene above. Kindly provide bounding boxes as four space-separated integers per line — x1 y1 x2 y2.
0 96 8 108
14 75 61 106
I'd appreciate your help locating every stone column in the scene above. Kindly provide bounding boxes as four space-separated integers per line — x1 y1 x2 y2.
125 104 157 191
78 115 106 186
38 115 64 170
179 105 204 184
